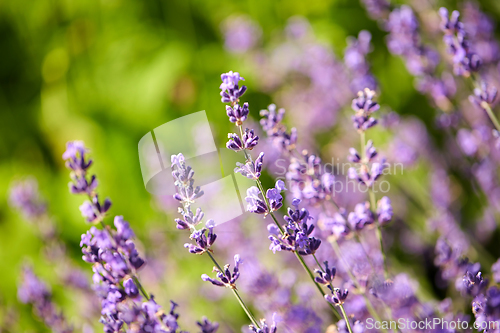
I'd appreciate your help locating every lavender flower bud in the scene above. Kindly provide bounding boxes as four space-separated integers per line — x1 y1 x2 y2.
235 152 264 180
245 187 268 214
315 261 336 285
220 71 247 104
226 103 250 125
325 287 349 305
376 196 393 225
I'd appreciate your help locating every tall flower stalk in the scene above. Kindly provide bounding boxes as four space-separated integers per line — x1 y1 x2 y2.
63 141 219 333
221 71 354 329
170 153 264 331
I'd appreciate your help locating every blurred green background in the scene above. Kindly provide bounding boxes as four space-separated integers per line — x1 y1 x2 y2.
1 0 500 332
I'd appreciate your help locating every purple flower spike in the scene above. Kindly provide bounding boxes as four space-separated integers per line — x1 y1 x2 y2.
226 103 250 125
439 7 482 77
348 202 375 230
351 88 380 131
235 152 264 180
220 71 247 104
249 313 279 333
226 128 259 152
314 261 336 285
469 81 498 111
325 287 349 306
9 178 46 220
245 187 268 214
377 196 393 225
266 180 286 212
201 255 243 289
197 316 220 333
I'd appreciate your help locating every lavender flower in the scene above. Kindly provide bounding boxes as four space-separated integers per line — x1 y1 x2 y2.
249 314 279 333
347 202 375 230
227 129 259 152
314 261 336 285
245 187 268 214
439 7 481 77
222 16 261 54
265 180 286 212
469 81 497 111
260 104 297 152
9 178 46 220
201 255 242 289
376 196 393 225
18 266 73 333
351 88 379 131
325 287 349 306
235 152 264 180
184 227 217 254
197 317 220 333
220 71 247 104
268 199 322 255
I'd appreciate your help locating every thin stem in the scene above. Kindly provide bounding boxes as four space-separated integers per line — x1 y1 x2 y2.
483 103 500 133
206 252 261 329
360 130 389 279
237 128 340 319
338 303 354 333
132 276 150 300
329 238 386 332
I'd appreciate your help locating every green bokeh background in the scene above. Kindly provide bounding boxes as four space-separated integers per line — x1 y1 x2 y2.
1 0 500 331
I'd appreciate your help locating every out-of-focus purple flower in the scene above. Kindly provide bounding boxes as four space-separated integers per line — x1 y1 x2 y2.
235 152 264 180
439 7 482 77
385 5 440 76
469 81 497 111
227 128 259 152
361 0 391 20
220 72 247 104
222 16 262 54
249 313 279 333
376 196 393 225
260 104 298 152
492 259 500 283
344 30 377 93
245 186 268 214
463 269 488 297
18 266 73 333
172 153 204 204
197 316 220 333
201 255 243 289
63 141 92 172
348 202 375 230
9 178 46 220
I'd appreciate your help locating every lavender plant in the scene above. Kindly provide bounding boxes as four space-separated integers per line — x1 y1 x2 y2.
62 141 219 333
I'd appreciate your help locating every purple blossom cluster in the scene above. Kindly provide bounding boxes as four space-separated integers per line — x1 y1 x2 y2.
439 7 481 77
18 265 73 333
62 141 218 333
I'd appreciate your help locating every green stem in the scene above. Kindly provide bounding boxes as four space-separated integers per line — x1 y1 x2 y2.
483 103 500 133
206 252 261 329
338 303 354 333
360 130 389 279
329 238 386 332
132 276 150 300
237 128 340 319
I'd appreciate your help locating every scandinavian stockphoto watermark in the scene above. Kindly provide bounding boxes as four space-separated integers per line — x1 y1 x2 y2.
366 318 500 331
